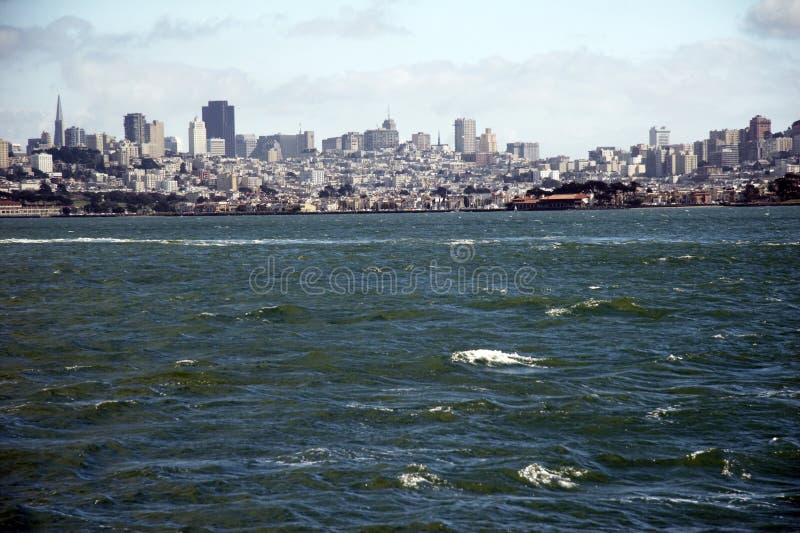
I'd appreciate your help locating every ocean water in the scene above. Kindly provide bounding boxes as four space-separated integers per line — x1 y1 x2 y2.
1 207 799 530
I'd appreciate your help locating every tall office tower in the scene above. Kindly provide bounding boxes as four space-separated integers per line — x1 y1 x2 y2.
54 95 64 148
479 128 497 153
144 120 165 158
188 117 207 156
411 132 431 151
748 115 771 142
649 126 670 147
299 131 315 153
201 100 235 157
693 139 709 163
124 113 146 143
454 118 476 154
65 126 86 148
235 134 257 158
0 139 9 169
164 136 180 154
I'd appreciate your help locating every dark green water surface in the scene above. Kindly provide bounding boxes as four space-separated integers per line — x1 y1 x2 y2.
1 208 798 530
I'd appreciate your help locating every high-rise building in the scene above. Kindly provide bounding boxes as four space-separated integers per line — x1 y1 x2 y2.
188 117 206 156
299 131 315 153
54 95 64 148
479 128 497 153
124 113 146 143
341 132 364 152
649 126 670 147
145 120 165 158
506 142 539 161
364 128 399 151
693 139 709 164
0 139 9 169
709 128 740 147
86 133 108 153
235 134 257 158
31 152 53 173
454 118 476 154
748 115 771 142
322 137 343 152
164 136 180 154
202 100 235 157
411 132 431 151
65 126 85 148
207 137 226 156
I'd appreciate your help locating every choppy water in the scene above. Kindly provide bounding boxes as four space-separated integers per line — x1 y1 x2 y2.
1 208 799 530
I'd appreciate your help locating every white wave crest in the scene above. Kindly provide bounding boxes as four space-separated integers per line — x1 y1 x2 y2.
451 349 540 367
398 464 444 489
518 463 584 489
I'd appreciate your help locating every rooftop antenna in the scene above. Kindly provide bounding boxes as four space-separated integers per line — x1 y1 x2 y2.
298 122 302 134
387 104 391 120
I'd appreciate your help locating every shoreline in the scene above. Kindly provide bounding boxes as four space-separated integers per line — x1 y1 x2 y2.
0 202 797 219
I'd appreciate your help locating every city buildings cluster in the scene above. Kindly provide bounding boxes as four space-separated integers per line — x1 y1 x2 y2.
0 95 798 215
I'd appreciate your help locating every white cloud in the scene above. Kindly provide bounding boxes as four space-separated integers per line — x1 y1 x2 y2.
744 0 800 39
254 40 799 157
288 2 409 40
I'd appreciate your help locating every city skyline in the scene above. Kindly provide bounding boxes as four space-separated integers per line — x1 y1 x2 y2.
1 0 799 158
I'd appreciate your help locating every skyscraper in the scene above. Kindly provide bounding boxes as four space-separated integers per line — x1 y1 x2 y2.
479 128 497 153
748 115 771 142
649 126 670 147
65 126 85 148
235 134 257 158
202 101 236 157
454 118 476 154
188 117 207 156
54 95 64 148
145 120 165 158
124 113 146 143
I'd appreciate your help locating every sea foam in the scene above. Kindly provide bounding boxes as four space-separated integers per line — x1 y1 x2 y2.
518 463 584 489
451 349 540 367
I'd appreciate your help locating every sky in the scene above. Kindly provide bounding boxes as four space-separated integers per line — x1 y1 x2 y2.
0 0 798 158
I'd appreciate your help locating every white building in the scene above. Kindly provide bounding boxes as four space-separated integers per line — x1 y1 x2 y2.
188 117 207 156
207 138 226 157
31 152 53 173
454 118 476 154
649 126 670 147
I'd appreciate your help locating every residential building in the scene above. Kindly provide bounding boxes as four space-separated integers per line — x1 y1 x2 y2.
124 113 146 143
411 132 431 151
454 118 476 154
342 132 364 152
65 126 85 148
478 128 497 153
188 117 206 156
364 128 399 151
322 137 343 152
145 120 165 158
0 139 8 169
31 152 53 173
506 142 540 161
748 115 771 142
202 100 236 157
649 126 670 147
